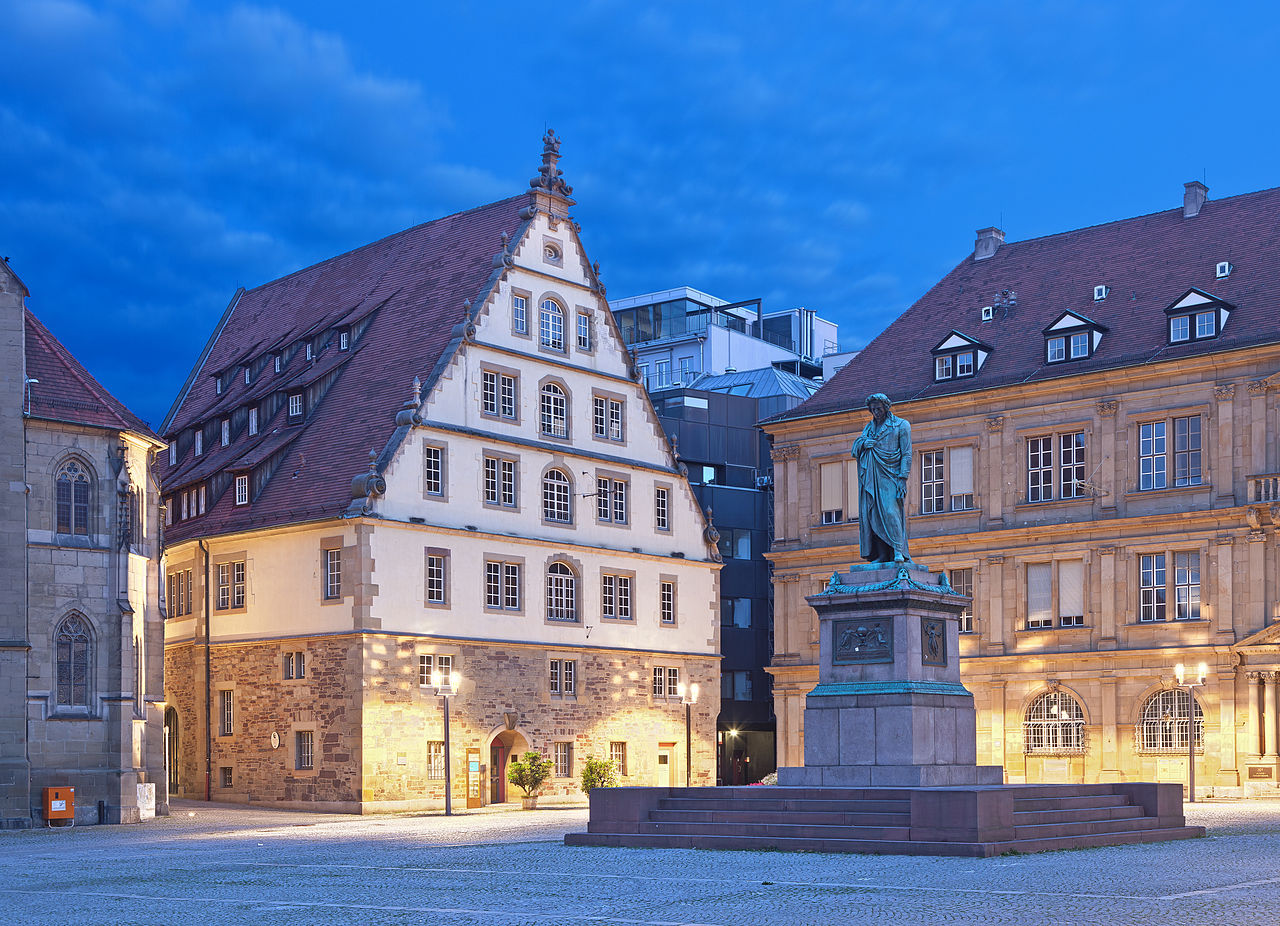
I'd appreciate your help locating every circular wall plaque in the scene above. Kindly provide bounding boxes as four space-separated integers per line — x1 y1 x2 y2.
270 732 280 749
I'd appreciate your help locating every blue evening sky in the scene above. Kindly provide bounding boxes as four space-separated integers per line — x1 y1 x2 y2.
5 0 1280 427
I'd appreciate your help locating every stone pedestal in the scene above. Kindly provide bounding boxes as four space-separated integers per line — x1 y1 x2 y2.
778 563 1003 788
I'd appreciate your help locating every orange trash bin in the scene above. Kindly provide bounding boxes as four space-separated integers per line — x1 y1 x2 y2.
43 786 75 823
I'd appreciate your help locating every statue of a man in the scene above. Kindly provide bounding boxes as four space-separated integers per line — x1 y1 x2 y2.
851 393 912 563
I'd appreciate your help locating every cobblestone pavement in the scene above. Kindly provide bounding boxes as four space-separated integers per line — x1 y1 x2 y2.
3 798 1280 925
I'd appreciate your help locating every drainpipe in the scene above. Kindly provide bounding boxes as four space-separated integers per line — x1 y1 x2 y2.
200 539 211 801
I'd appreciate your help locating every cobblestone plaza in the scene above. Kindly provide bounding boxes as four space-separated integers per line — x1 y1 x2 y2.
2 799 1279 924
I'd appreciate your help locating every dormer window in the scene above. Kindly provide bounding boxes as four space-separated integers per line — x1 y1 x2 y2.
1216 261 1232 279
1043 311 1106 364
287 392 304 420
243 366 251 385
220 418 230 447
981 306 994 322
168 442 176 465
215 377 223 395
931 331 992 382
234 474 249 506
305 342 313 361
194 429 203 456
274 353 282 374
339 328 350 351
1164 287 1232 345
248 406 259 436
1093 285 1109 302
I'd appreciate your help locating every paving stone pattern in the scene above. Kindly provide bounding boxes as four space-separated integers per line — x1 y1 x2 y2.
2 798 1279 925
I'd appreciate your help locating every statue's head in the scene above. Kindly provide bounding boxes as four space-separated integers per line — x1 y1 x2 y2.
866 393 891 422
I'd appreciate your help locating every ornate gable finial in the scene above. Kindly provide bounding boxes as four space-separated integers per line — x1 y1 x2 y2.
396 376 424 427
529 129 574 199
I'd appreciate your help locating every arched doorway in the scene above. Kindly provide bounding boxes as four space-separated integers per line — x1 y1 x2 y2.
164 707 180 795
487 729 529 804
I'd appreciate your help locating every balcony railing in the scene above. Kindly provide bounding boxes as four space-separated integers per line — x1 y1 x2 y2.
1248 473 1280 503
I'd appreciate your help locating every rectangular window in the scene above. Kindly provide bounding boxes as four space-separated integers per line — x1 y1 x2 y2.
596 478 627 523
554 741 572 778
921 450 945 514
215 563 229 610
1027 562 1053 629
339 329 350 350
601 574 632 620
1027 436 1053 502
660 581 675 625
288 393 303 418
955 351 974 376
1195 310 1216 338
652 666 667 697
168 442 176 465
324 548 342 600
419 654 454 688
1047 336 1065 363
484 560 521 611
949 446 974 510
668 666 680 695
198 484 206 514
482 371 498 415
550 658 576 696
512 294 528 334
232 561 245 608
484 457 499 505
220 766 232 788
426 553 447 604
820 461 844 524
305 342 313 361
248 406 259 436
577 311 591 350
610 741 627 776
219 690 233 736
655 487 669 531
1139 421 1167 490
195 429 203 456
935 355 952 380
1174 552 1201 620
274 354 282 373
655 360 671 387
1069 332 1089 358
221 419 230 446
1140 554 1167 622
1170 315 1190 342
420 445 442 497
419 654 432 687
234 474 249 506
1058 559 1085 627
950 568 974 633
283 651 305 679
296 730 314 770
427 741 445 779
1060 432 1086 498
1173 416 1202 487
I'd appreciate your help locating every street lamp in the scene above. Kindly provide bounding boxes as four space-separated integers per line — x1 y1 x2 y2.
676 681 700 787
431 670 460 816
1174 662 1207 803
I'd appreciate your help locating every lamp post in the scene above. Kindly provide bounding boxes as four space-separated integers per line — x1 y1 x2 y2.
431 670 460 816
1174 662 1207 803
677 681 700 787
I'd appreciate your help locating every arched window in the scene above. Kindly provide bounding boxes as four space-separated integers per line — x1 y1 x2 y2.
542 469 572 523
1138 688 1203 752
540 298 565 351
540 383 568 438
546 562 577 622
1023 690 1086 754
55 615 91 708
55 459 91 536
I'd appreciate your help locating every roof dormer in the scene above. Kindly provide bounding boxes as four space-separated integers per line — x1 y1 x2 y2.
931 330 993 382
1043 311 1107 364
1164 287 1233 344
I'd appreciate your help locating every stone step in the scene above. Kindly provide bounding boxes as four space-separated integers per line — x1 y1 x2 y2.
1013 805 1146 826
663 786 920 801
1011 816 1166 840
641 820 913 840
1012 794 1132 811
565 825 1206 857
656 798 910 814
649 809 912 826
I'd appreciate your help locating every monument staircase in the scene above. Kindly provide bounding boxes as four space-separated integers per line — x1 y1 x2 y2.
565 783 1204 857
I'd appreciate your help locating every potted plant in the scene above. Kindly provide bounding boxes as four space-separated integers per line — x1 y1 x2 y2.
579 756 617 796
507 750 553 809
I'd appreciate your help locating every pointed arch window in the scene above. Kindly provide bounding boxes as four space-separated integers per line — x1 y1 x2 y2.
55 459 91 536
56 615 91 708
1023 690 1086 754
546 562 578 622
540 298 566 351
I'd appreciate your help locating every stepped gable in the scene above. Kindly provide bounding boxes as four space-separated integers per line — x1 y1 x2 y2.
160 194 528 541
774 184 1280 422
24 309 159 439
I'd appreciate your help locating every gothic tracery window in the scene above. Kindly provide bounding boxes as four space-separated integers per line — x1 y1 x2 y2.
55 458 92 536
56 615 91 708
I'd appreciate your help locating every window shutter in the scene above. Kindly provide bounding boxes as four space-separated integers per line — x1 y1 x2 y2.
820 462 843 512
950 446 974 496
1058 560 1084 618
1027 563 1052 624
845 459 859 518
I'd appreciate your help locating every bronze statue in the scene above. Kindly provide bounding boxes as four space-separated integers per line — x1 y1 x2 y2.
851 393 912 563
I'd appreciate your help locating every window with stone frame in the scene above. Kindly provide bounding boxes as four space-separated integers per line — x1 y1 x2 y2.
540 382 569 438
576 310 592 350
215 561 246 610
295 730 314 770
546 562 577 622
425 550 448 605
427 741 445 779
1023 690 1086 754
1026 560 1085 629
219 689 233 735
610 741 628 776
660 580 676 625
1137 688 1203 752
593 395 624 442
542 469 573 523
818 459 858 524
484 560 521 611
483 455 518 508
601 573 633 620
283 651 306 680
167 568 193 617
419 653 454 689
540 298 566 351
512 293 529 335
55 614 91 708
652 665 680 698
482 370 518 420
1139 551 1200 622
423 444 445 497
55 458 92 536
323 548 342 600
1139 415 1202 491
919 446 975 514
553 741 573 778
549 658 576 697
949 568 974 633
654 486 670 531
596 477 628 524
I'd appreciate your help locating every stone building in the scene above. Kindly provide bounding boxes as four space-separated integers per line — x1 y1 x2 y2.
0 257 167 827
158 135 721 812
763 182 1280 797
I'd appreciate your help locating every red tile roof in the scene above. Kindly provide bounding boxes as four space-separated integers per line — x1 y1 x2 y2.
24 309 160 440
775 185 1280 423
159 195 530 541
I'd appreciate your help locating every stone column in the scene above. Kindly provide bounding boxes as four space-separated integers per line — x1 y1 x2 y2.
1246 672 1262 757
984 417 1004 525
1096 400 1119 513
1247 533 1268 639
1264 672 1277 758
1214 384 1236 505
1248 381 1268 479
771 443 800 546
1215 668 1239 789
1214 537 1235 640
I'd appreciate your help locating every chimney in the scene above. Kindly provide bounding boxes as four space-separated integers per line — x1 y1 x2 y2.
974 227 1005 261
1183 181 1208 218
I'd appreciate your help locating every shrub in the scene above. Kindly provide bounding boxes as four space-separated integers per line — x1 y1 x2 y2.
579 756 618 795
507 750 553 797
